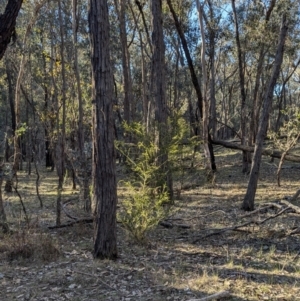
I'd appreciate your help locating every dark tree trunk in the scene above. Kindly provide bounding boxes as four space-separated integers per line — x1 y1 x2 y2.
89 0 118 260
166 0 216 172
250 0 276 144
151 0 173 199
0 0 23 60
231 0 249 174
242 16 288 211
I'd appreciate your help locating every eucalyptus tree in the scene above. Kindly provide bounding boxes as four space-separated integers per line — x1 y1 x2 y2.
89 0 118 259
243 14 289 211
151 0 173 198
0 0 23 60
231 0 251 173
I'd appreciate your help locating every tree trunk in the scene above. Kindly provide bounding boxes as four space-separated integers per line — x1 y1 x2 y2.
0 131 8 232
72 0 90 211
231 0 249 174
151 0 173 199
128 1 149 130
197 0 209 163
89 0 118 259
56 0 67 226
0 0 23 60
115 0 132 126
250 0 276 144
242 16 288 211
167 0 216 172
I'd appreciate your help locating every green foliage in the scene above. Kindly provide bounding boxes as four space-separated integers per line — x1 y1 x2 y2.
116 123 167 243
15 123 28 137
119 180 170 243
117 113 190 242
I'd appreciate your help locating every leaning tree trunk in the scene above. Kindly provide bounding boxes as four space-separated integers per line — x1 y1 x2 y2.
250 0 276 144
0 0 23 60
89 0 118 260
242 15 288 211
167 0 216 173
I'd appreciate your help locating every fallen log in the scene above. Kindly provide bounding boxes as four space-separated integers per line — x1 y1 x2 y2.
212 139 300 163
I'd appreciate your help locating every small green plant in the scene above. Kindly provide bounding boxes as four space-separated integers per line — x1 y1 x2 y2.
119 180 170 243
117 121 182 243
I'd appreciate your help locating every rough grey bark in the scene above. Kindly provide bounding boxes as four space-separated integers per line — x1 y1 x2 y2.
151 0 173 199
242 16 288 211
89 0 118 259
0 0 23 60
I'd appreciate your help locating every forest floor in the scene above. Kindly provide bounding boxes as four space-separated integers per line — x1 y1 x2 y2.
0 146 300 301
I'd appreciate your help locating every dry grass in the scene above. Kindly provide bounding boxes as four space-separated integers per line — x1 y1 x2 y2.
0 148 299 300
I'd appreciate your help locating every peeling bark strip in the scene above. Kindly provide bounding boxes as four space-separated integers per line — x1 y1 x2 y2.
89 0 118 259
0 0 23 60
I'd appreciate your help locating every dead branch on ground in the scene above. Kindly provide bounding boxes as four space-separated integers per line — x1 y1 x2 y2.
48 217 93 229
193 206 290 243
187 290 231 301
212 139 300 163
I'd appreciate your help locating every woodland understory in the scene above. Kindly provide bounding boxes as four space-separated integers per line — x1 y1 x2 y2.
1 0 300 299
0 148 300 301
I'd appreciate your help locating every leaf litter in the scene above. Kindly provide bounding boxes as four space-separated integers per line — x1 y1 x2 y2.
0 148 300 300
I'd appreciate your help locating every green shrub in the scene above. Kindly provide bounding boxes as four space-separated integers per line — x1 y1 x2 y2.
119 180 169 243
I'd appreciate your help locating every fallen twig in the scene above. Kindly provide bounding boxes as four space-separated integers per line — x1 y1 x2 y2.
187 290 230 301
280 199 300 214
193 207 290 243
48 217 93 229
239 204 274 218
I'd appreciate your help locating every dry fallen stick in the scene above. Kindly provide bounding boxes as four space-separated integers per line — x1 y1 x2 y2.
239 204 274 218
239 202 284 218
193 207 290 243
280 199 300 214
48 218 93 229
188 290 230 301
